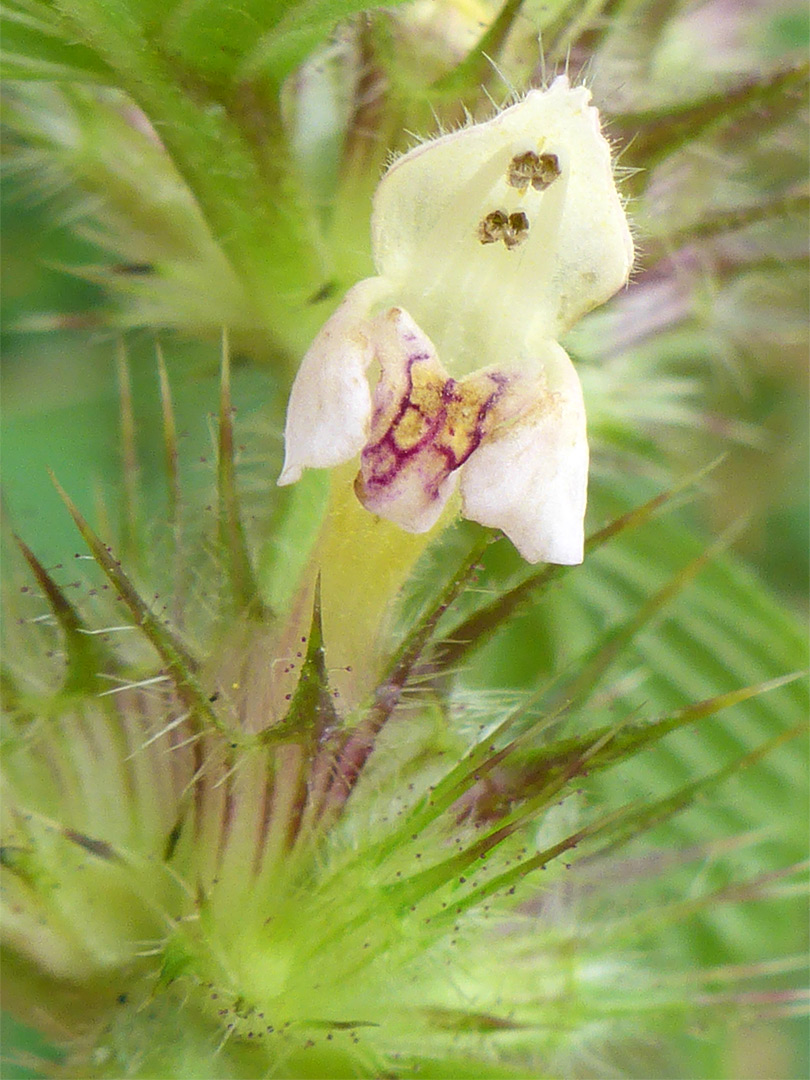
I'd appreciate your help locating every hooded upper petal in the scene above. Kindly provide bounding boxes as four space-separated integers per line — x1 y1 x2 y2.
371 76 633 370
460 343 588 564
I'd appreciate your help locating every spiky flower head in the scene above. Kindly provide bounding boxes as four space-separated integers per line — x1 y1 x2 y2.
3 337 806 1077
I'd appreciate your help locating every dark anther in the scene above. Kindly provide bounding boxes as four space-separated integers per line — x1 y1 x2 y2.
507 150 561 191
477 209 510 244
504 211 529 249
477 209 530 250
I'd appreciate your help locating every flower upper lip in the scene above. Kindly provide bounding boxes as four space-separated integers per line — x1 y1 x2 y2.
279 76 633 565
370 75 633 351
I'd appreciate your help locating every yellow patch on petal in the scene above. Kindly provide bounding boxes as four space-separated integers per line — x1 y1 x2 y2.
394 406 431 451
356 309 508 531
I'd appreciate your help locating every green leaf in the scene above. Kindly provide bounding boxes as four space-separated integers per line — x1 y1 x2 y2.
216 332 264 617
644 193 810 266
431 461 725 673
50 472 231 739
12 534 112 695
262 576 339 746
452 675 805 819
613 61 810 182
236 0 413 86
1 2 114 81
429 0 526 100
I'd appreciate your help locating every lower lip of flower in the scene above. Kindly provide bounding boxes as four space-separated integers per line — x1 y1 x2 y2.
355 312 509 531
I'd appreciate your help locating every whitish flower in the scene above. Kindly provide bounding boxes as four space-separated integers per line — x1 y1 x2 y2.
279 76 633 564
